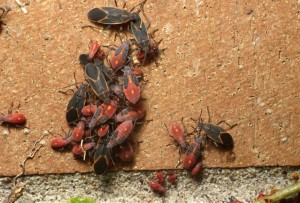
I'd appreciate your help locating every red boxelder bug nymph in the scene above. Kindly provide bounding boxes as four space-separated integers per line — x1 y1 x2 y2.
183 137 204 170
97 124 109 138
51 136 73 149
109 40 131 71
107 120 134 149
191 162 202 176
168 172 176 184
72 119 86 142
85 63 110 104
100 99 118 123
0 113 26 125
197 107 237 148
65 83 87 124
110 84 125 98
156 172 165 184
81 104 97 117
88 40 105 60
93 139 112 175
115 107 140 122
149 180 165 194
123 66 141 104
72 142 95 157
117 141 134 162
169 122 188 150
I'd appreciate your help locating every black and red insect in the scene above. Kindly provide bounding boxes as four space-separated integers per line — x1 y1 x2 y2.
123 66 141 104
93 139 112 175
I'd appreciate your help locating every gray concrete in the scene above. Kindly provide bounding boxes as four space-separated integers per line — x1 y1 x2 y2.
1 167 299 203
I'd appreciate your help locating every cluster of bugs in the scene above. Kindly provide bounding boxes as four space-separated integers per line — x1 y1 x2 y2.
166 107 237 176
149 171 177 194
51 0 161 175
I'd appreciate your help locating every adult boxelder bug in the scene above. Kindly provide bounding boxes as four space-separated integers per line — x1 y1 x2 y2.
198 107 237 148
123 66 141 104
87 0 147 26
94 59 116 83
149 180 165 194
110 84 125 98
89 103 107 130
85 63 110 104
109 40 131 71
183 137 204 170
130 14 149 53
65 83 87 124
107 120 134 149
93 139 112 175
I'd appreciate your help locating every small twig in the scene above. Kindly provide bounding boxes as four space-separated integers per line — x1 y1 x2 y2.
4 183 25 203
15 0 28 14
253 181 300 203
12 133 47 185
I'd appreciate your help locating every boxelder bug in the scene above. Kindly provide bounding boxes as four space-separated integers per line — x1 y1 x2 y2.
0 113 26 125
65 83 87 124
197 107 237 148
93 139 112 175
115 107 141 122
94 59 116 83
89 103 107 130
72 142 95 157
97 124 109 138
168 172 176 184
191 162 202 176
183 137 204 170
88 40 106 60
130 14 149 53
107 120 134 148
117 141 134 162
156 172 165 185
72 119 86 142
149 180 165 194
168 122 188 150
110 84 125 98
81 104 97 117
100 99 118 123
85 63 110 104
87 0 147 26
109 40 131 71
123 66 141 104
51 136 73 149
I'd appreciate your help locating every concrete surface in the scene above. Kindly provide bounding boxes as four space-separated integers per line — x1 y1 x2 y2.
1 167 300 203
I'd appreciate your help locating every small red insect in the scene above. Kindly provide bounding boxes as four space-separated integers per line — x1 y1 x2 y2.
97 124 109 138
0 113 26 125
115 107 140 122
183 138 203 170
169 122 187 150
109 40 130 71
256 193 265 200
156 172 165 184
132 67 144 78
117 142 134 162
149 180 165 194
100 100 118 123
88 40 106 60
123 66 141 104
51 136 72 149
72 120 85 142
168 172 176 184
81 104 97 117
72 142 95 156
89 103 107 129
107 120 134 149
191 162 202 176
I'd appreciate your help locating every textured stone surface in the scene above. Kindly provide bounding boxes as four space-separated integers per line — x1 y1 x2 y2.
1 168 300 203
0 0 299 176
